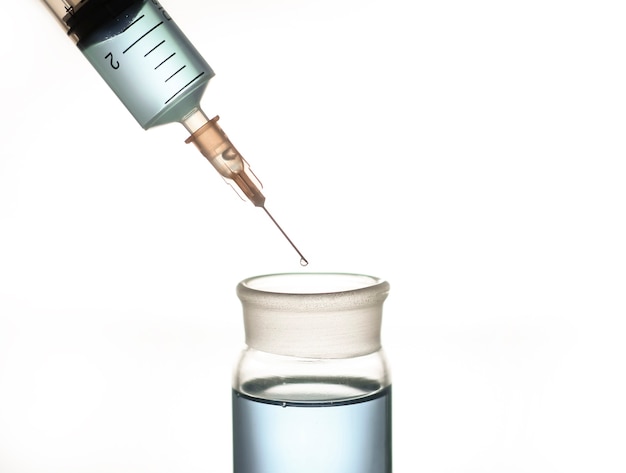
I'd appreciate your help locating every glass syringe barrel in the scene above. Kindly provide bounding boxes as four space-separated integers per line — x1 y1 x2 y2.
43 0 214 129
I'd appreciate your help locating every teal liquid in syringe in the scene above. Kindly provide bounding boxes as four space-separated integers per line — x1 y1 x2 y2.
78 0 214 129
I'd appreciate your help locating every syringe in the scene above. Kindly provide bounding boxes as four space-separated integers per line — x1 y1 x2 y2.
41 0 308 266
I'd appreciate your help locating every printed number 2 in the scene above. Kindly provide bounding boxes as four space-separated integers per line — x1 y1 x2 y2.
105 52 120 70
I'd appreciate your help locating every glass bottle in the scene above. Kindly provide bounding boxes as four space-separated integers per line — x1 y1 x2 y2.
232 273 392 473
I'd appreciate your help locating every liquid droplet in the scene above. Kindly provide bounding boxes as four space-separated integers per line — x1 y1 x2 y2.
300 257 309 267
281 402 287 408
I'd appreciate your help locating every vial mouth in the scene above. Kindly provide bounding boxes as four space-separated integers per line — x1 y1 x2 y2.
238 272 386 295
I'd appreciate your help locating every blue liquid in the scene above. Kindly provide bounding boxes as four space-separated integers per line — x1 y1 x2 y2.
232 387 392 473
79 0 214 129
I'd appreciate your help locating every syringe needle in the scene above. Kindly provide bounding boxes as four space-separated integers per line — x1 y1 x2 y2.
184 114 308 265
263 206 309 266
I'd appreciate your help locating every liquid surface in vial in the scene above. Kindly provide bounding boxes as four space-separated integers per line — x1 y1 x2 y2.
232 387 392 473
79 0 214 129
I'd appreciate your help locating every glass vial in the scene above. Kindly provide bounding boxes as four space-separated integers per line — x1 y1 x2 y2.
233 273 392 473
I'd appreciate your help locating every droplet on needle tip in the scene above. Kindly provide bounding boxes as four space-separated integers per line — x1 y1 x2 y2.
262 206 308 266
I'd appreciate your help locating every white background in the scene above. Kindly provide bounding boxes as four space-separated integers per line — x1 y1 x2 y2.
1 0 625 471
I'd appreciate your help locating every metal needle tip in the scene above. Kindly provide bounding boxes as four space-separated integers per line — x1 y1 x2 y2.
262 206 308 266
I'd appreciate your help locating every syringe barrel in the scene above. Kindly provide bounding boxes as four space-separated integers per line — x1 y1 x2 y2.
41 0 83 37
41 0 215 129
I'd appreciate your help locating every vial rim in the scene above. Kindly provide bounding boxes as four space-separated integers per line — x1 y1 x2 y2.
237 272 388 298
